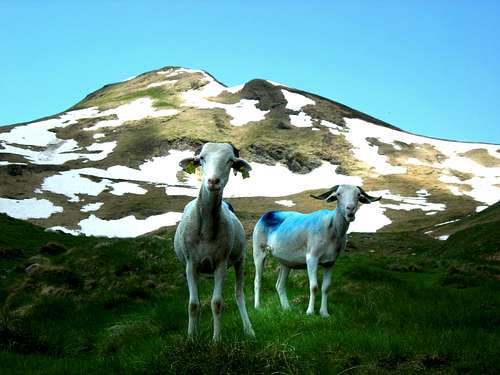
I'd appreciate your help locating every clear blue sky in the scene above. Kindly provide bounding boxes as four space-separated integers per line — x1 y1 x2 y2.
1 1 499 143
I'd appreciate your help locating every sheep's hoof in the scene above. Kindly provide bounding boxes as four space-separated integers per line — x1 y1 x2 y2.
212 334 221 343
306 309 314 315
245 327 256 338
320 311 330 317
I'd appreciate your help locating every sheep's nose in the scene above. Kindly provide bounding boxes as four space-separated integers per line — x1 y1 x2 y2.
207 178 220 188
346 204 355 212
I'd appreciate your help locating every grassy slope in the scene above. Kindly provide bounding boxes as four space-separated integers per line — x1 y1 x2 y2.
429 201 500 238
1 214 499 374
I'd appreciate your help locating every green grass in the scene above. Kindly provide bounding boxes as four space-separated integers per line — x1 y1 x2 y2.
0 213 499 374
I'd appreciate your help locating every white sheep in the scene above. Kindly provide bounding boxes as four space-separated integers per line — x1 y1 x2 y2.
252 184 381 316
174 142 255 341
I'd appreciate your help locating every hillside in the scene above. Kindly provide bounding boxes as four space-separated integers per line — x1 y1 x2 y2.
1 213 499 374
1 66 499 238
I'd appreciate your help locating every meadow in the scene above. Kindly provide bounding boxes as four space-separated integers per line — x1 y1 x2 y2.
0 212 499 374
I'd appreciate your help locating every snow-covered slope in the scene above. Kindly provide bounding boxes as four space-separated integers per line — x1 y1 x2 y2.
1 66 499 237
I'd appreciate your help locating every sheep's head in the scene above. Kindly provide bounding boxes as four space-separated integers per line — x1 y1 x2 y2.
179 142 252 192
311 184 381 222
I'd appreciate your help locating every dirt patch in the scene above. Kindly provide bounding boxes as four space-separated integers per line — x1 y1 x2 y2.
460 148 500 168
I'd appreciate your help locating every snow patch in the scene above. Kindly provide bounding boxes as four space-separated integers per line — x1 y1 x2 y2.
281 89 315 111
147 79 177 88
0 197 63 219
41 171 111 202
344 119 407 175
110 182 147 196
225 84 244 93
289 112 313 128
344 117 500 204
434 219 460 227
81 202 103 212
266 80 289 88
416 189 430 197
371 189 446 212
41 169 148 202
321 120 343 135
275 200 296 207
158 67 206 77
0 108 120 165
167 161 363 198
51 212 183 238
347 202 392 233
182 79 268 126
0 107 99 148
1 139 116 165
85 98 179 131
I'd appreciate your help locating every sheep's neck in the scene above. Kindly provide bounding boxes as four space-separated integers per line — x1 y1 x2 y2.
197 185 223 239
332 209 349 239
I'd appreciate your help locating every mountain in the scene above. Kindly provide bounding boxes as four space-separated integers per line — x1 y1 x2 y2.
1 66 499 238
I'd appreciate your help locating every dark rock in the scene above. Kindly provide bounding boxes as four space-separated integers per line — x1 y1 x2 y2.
247 143 322 174
7 164 24 176
240 79 287 111
40 242 67 255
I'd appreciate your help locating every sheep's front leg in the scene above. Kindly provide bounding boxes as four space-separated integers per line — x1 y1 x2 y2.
306 254 319 315
234 260 255 337
320 266 333 317
186 261 200 338
212 261 227 342
276 264 291 309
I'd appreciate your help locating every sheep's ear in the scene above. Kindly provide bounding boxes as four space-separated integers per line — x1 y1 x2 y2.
310 185 339 202
232 158 251 178
325 193 338 202
357 186 381 204
179 157 200 174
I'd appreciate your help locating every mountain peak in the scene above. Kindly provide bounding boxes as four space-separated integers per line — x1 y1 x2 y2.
1 65 499 238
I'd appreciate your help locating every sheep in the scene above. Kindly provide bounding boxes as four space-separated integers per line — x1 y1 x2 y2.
174 142 255 341
252 184 381 316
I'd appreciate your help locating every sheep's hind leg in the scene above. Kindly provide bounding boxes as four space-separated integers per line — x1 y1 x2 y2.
186 261 200 339
253 243 267 308
276 264 291 309
234 260 256 337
